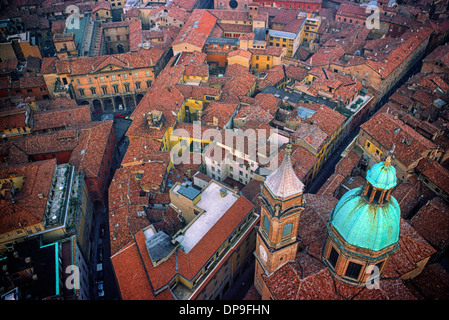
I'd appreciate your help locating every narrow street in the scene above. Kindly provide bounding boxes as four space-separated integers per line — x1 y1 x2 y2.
90 113 131 300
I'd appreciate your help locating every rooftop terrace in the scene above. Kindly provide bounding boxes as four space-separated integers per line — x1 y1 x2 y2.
44 164 83 234
174 181 239 253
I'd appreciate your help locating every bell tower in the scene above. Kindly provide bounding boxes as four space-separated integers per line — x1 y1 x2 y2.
254 145 305 295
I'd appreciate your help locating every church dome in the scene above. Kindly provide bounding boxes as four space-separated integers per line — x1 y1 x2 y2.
366 157 397 190
329 186 401 252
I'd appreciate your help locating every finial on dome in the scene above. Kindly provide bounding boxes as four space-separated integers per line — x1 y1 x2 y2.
286 143 292 155
384 156 392 167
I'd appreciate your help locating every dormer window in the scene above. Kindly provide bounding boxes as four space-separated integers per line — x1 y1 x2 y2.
147 110 163 129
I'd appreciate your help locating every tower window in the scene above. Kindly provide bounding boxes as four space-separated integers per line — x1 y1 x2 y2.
345 262 363 280
282 223 293 237
328 247 339 268
263 216 270 233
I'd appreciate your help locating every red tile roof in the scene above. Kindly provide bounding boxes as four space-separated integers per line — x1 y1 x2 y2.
41 48 165 76
32 105 91 132
111 189 254 298
408 263 449 300
92 0 111 12
110 241 168 300
172 9 217 49
0 159 56 234
201 101 238 128
360 112 437 167
121 137 162 166
410 197 449 251
69 120 115 179
415 158 449 195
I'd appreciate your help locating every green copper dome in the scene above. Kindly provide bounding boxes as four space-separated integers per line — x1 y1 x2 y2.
366 157 397 190
329 186 401 252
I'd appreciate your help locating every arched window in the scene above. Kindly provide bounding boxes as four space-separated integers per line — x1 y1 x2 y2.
282 223 293 237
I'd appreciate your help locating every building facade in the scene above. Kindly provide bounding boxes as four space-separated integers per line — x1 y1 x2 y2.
41 48 169 113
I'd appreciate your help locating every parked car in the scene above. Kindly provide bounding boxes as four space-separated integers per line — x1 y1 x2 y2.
92 110 102 114
114 114 125 118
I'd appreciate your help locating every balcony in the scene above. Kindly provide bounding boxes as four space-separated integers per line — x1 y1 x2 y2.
54 79 71 94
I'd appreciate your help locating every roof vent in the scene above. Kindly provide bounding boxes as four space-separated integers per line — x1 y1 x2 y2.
220 187 227 197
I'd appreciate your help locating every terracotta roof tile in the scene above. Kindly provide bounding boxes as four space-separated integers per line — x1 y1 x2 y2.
172 9 217 49
110 241 159 300
360 112 437 167
415 158 449 195
41 48 165 76
409 263 449 300
69 120 115 179
0 159 56 234
32 105 91 132
201 101 239 128
410 197 449 251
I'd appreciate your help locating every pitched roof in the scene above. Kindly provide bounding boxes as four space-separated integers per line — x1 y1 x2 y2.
415 158 449 195
410 197 449 251
360 112 437 167
0 159 56 234
201 101 238 128
423 43 449 68
32 105 91 132
264 147 304 198
110 186 254 299
41 48 165 75
172 9 217 49
69 120 114 179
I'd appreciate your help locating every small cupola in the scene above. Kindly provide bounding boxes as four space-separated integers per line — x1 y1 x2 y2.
361 156 397 205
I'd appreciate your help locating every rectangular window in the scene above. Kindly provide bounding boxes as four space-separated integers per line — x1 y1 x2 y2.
282 223 293 237
328 247 339 268
263 216 270 233
345 262 363 280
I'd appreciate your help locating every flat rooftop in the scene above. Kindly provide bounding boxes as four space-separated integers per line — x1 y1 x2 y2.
175 181 238 253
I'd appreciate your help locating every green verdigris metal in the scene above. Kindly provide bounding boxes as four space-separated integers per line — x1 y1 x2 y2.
329 158 401 252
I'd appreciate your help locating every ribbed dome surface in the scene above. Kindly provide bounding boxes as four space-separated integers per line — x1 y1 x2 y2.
366 158 397 190
329 187 401 251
